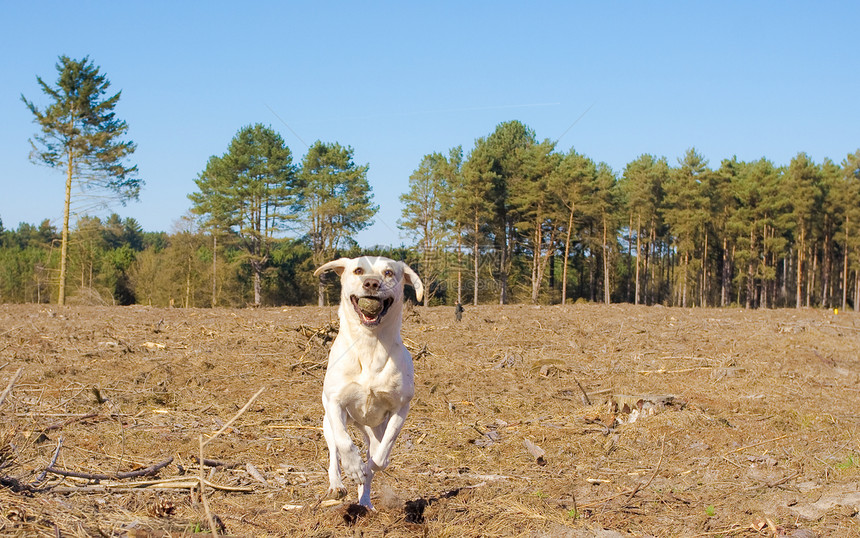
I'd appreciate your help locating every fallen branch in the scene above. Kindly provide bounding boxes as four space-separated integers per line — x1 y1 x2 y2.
723 434 790 456
42 412 100 433
200 434 219 537
637 366 713 375
190 455 242 469
580 436 666 509
621 436 666 508
50 476 253 494
0 367 24 408
202 386 265 447
33 437 64 486
46 456 173 481
572 376 591 405
198 386 264 537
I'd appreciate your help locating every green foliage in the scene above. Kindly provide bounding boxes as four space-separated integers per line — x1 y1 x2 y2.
300 141 376 305
399 149 458 305
301 140 376 263
8 89 860 309
21 56 141 199
21 55 142 305
190 124 299 306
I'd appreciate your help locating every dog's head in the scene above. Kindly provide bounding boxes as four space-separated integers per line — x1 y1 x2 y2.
314 256 424 328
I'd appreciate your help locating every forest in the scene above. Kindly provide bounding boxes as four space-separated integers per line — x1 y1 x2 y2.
3 119 860 310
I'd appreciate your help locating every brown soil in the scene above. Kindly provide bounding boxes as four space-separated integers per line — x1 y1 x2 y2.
0 303 858 537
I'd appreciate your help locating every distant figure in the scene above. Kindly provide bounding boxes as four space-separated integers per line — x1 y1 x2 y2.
455 302 465 322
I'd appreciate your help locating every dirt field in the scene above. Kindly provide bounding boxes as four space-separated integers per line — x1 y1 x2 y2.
0 303 858 537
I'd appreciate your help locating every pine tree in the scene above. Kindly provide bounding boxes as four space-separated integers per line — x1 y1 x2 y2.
300 141 376 306
784 153 822 308
22 56 142 304
510 140 560 303
839 150 860 310
620 154 666 305
399 152 452 305
189 124 298 306
553 149 596 304
481 121 537 304
663 149 711 306
459 143 495 305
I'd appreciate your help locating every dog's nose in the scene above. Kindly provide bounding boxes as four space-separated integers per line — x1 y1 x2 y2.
363 278 380 292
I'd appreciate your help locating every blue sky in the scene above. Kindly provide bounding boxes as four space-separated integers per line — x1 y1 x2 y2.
2 2 858 247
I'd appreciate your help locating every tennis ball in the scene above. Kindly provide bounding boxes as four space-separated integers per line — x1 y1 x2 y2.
358 297 383 316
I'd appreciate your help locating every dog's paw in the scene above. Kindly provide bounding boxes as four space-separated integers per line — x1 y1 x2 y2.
326 485 348 500
341 450 366 483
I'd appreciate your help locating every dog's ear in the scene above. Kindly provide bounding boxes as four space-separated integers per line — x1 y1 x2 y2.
400 262 424 302
314 258 351 277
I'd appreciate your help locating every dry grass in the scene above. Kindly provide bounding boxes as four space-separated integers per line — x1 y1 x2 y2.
0 303 858 536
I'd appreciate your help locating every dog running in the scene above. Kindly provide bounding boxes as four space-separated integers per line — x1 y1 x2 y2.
313 256 423 509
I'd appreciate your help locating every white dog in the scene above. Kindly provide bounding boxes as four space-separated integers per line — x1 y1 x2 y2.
314 256 423 509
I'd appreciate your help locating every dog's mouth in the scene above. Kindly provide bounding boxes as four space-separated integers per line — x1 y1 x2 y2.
350 295 394 326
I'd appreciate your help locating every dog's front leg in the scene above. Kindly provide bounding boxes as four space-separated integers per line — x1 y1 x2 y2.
322 398 364 498
323 399 365 484
354 404 409 509
368 403 410 472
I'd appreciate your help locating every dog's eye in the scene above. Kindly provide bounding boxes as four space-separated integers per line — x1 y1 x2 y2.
353 268 364 275
384 270 394 278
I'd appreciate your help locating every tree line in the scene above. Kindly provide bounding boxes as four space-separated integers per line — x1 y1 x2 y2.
3 119 859 310
400 120 860 310
10 56 860 309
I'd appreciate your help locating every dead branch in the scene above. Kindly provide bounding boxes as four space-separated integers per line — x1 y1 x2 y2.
50 476 253 494
42 412 100 433
723 434 791 456
621 435 666 508
202 386 265 447
190 455 242 469
572 375 591 405
33 437 64 486
46 456 173 481
200 435 219 537
0 367 24 408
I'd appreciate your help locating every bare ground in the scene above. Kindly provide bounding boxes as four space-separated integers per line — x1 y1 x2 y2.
0 303 858 537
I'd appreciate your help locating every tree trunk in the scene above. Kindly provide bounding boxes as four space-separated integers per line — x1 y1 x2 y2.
843 214 850 311
822 223 831 308
212 234 218 307
855 269 859 313
473 214 480 306
701 229 708 307
796 228 804 309
499 219 509 305
531 216 541 303
627 212 633 302
58 151 74 305
602 214 610 304
634 213 641 305
682 251 689 308
422 230 430 307
808 247 817 308
185 255 192 308
253 265 262 307
561 206 574 305
721 235 729 307
456 230 463 305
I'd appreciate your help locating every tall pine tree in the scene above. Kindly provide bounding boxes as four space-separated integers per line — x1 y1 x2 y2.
22 56 142 304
